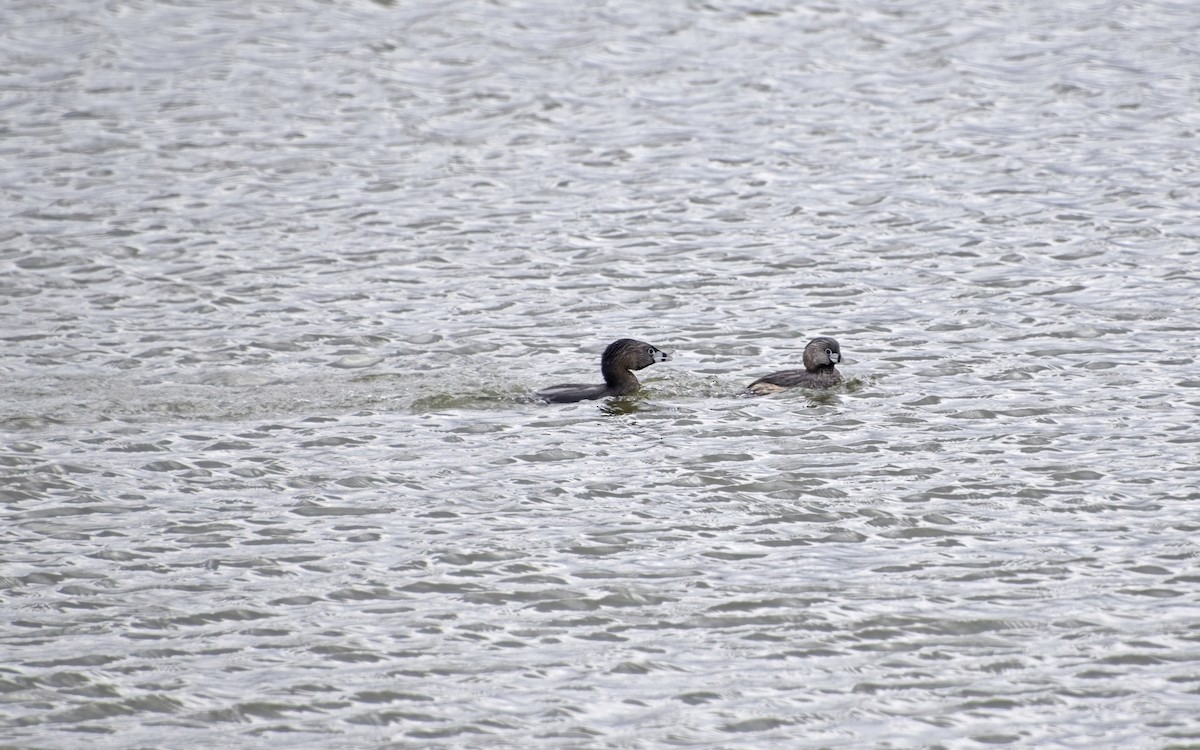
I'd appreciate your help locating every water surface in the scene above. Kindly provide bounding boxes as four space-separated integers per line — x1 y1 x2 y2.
2 0 1199 747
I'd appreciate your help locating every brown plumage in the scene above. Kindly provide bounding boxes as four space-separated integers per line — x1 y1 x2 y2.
537 339 671 403
747 336 843 395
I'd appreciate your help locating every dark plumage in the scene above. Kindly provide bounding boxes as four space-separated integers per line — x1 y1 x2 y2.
747 336 843 395
536 339 671 403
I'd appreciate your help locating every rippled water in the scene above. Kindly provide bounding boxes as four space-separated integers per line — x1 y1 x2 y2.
3 0 1199 747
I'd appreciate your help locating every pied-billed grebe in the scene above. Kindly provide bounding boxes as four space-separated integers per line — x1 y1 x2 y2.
747 336 843 395
536 338 670 403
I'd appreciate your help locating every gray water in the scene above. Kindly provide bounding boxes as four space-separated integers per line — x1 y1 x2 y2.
3 0 1199 748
